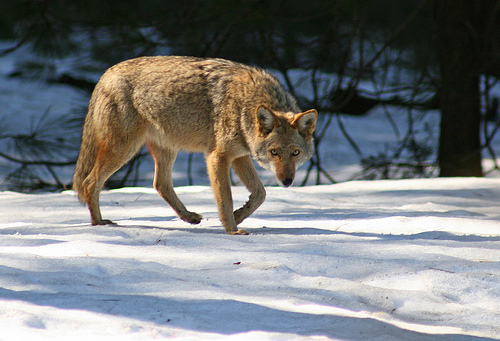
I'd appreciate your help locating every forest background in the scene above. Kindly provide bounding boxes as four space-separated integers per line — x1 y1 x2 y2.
0 0 499 191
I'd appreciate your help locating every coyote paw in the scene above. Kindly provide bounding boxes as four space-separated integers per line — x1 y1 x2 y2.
181 212 202 225
227 229 249 235
234 208 247 225
92 219 116 226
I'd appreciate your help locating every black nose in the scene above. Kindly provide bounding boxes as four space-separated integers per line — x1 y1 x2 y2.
282 178 293 187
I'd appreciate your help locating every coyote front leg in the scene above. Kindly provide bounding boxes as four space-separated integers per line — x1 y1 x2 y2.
206 152 248 235
231 155 266 225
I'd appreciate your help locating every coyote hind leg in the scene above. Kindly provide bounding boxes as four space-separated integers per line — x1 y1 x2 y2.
84 166 116 226
84 144 142 225
148 143 202 224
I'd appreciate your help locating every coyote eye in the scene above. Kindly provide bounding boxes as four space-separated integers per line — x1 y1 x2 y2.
270 149 278 156
292 150 300 156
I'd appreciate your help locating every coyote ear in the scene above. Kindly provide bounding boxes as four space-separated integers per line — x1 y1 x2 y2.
291 109 318 138
256 105 278 135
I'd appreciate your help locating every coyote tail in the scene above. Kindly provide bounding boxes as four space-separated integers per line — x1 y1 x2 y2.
72 104 97 205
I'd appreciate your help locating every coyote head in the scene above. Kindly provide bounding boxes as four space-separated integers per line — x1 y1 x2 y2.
251 105 318 187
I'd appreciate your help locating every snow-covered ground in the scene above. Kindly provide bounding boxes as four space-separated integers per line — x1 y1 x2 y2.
0 178 499 340
1 41 500 340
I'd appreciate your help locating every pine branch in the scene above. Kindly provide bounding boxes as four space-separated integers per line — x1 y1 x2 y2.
0 150 75 166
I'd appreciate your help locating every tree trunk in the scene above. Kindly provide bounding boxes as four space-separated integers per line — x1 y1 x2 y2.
435 1 484 177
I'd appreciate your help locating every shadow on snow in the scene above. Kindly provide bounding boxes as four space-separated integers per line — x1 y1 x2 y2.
0 287 495 341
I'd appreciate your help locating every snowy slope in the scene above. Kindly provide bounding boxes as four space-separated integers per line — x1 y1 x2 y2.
0 178 499 340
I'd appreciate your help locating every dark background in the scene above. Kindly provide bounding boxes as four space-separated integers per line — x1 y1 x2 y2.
0 0 499 190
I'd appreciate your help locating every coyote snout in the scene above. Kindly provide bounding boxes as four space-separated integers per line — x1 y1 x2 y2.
73 56 317 235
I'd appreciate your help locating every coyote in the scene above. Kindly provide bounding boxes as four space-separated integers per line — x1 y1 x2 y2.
73 56 317 234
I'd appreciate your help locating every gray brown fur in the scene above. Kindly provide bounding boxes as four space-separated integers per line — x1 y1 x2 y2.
73 56 317 234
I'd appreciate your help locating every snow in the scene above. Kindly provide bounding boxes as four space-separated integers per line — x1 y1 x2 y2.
0 178 499 340
1 41 500 340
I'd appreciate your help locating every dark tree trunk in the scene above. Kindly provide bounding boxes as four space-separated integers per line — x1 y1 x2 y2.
435 0 486 177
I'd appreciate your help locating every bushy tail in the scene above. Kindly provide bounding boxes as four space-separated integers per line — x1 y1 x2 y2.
72 115 96 205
